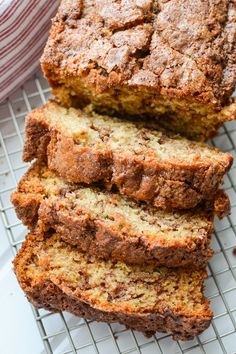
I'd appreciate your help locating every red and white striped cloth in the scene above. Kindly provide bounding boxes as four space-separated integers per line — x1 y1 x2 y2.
0 0 60 102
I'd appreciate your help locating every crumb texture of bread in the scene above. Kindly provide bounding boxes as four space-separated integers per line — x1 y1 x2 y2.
11 162 217 268
41 0 236 140
22 101 233 211
14 232 213 340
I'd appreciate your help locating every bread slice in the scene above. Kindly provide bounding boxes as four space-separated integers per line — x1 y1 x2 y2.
11 162 218 268
23 101 233 211
14 232 213 340
41 0 236 140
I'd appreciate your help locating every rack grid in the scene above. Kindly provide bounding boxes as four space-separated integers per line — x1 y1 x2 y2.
0 68 236 354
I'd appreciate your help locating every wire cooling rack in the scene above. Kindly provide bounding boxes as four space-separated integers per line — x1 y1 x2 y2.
0 69 236 354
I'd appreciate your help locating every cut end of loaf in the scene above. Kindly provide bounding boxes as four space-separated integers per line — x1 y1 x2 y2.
24 100 234 167
50 84 236 141
22 101 233 211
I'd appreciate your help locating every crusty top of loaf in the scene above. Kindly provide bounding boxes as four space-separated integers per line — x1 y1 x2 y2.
41 0 236 106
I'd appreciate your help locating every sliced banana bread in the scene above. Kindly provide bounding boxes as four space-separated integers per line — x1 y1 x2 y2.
14 232 213 340
11 162 219 268
23 101 233 210
41 0 236 140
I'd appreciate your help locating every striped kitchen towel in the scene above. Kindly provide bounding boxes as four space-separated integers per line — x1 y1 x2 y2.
0 0 60 102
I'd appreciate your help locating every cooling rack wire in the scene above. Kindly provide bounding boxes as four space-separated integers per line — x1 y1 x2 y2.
0 69 236 354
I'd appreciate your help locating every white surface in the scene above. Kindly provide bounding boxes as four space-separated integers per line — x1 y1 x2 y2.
0 219 44 354
0 70 236 354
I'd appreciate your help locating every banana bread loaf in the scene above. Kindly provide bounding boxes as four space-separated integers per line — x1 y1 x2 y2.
11 162 219 268
14 232 213 340
23 101 233 210
41 0 236 140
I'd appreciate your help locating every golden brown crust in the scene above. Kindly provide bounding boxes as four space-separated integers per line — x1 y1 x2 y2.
212 189 231 219
17 279 212 340
11 193 42 230
42 0 236 105
41 0 236 140
22 102 233 211
13 232 213 341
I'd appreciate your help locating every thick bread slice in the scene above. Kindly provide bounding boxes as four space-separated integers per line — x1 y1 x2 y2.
14 232 213 340
23 101 233 211
11 162 217 268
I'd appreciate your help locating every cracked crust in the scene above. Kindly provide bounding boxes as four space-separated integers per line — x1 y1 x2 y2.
22 101 233 211
13 232 213 340
41 0 236 140
11 162 217 268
